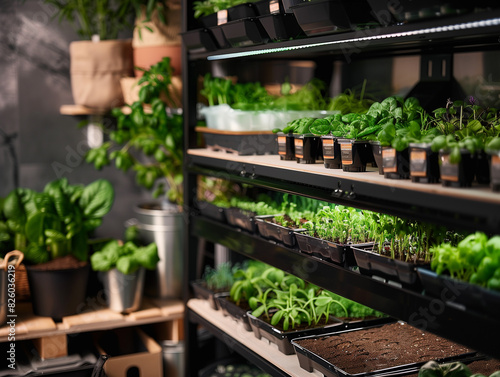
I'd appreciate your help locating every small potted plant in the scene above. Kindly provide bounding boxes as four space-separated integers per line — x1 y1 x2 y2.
191 262 238 310
1 178 115 319
485 136 500 191
91 239 159 313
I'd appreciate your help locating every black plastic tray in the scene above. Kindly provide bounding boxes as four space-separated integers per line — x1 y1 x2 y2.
258 13 303 41
417 267 500 317
255 215 304 248
191 280 222 310
199 2 258 28
247 311 345 355
195 200 227 223
224 207 257 233
291 322 482 377
352 246 427 287
215 293 252 332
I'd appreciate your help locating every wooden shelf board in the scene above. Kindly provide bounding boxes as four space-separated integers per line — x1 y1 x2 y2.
188 148 500 205
59 104 108 116
0 298 183 342
188 298 323 377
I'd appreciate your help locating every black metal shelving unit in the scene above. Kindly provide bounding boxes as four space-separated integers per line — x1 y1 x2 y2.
182 5 500 376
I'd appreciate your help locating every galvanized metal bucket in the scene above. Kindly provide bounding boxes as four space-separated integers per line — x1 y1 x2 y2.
100 267 145 313
128 202 184 299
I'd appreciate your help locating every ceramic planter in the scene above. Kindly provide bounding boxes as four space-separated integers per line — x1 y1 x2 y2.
409 143 440 183
215 293 252 331
321 135 342 169
338 139 372 172
247 311 344 355
417 268 500 317
277 132 295 160
438 149 475 187
294 134 323 164
352 246 427 288
26 263 90 320
255 215 304 248
370 141 384 175
382 147 410 179
224 207 257 233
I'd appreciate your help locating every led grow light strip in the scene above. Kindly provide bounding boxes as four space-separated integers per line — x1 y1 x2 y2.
206 17 500 60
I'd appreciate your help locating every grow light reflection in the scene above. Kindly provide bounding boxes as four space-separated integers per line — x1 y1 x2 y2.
206 17 500 60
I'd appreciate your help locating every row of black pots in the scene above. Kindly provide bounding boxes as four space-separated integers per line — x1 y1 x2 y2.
277 133 500 190
184 1 494 53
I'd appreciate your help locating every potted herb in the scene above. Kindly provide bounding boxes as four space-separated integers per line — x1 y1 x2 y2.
91 239 159 313
85 57 184 299
1 178 114 319
191 262 238 310
40 0 138 109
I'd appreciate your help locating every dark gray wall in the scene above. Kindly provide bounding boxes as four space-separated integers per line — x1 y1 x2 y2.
0 0 148 239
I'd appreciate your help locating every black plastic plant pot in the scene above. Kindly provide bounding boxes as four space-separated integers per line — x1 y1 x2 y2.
254 0 284 15
195 200 227 223
488 151 500 192
224 207 257 233
247 311 344 355
351 246 427 288
409 143 440 184
181 29 218 53
291 0 377 36
416 267 500 317
200 3 258 28
258 12 303 41
322 135 342 169
215 293 252 331
438 149 475 187
220 18 269 47
191 280 223 310
475 150 491 185
26 264 90 320
294 134 323 164
255 215 303 248
338 139 371 172
370 141 384 175
277 132 295 160
382 147 410 179
208 26 232 49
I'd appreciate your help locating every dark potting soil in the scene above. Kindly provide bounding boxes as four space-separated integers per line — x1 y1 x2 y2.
28 255 87 271
294 322 473 375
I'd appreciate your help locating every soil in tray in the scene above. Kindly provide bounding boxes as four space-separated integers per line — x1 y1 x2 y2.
294 322 473 375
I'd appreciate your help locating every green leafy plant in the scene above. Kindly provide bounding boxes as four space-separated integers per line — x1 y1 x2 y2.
203 262 238 291
85 57 183 204
326 80 374 114
0 178 114 264
430 232 500 291
90 239 159 274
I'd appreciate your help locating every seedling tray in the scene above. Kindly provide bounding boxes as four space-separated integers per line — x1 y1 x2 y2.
197 127 277 156
291 322 481 377
195 200 227 223
191 280 222 310
352 246 427 288
215 293 252 331
247 311 344 355
255 215 304 248
224 207 257 233
417 267 500 317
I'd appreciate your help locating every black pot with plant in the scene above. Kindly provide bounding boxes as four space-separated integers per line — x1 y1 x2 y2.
1 178 115 319
486 136 500 191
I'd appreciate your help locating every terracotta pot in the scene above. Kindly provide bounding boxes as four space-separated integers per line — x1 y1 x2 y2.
69 39 133 110
133 44 182 77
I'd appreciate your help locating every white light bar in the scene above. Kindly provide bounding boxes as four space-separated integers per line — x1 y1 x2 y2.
207 17 500 60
